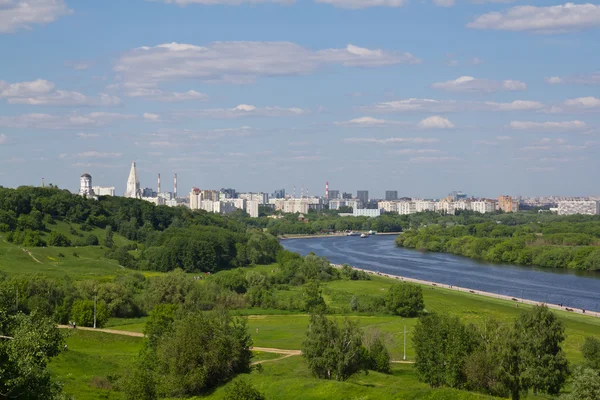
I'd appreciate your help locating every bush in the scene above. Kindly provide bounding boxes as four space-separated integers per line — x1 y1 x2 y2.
385 283 424 317
225 379 265 400
48 232 71 247
86 234 99 246
582 336 600 370
367 336 391 374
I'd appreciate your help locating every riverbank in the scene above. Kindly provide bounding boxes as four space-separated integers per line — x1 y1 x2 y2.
279 232 401 240
331 263 600 319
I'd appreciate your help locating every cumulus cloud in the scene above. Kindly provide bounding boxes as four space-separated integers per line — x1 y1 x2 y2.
186 104 308 118
546 73 600 85
315 0 407 8
509 120 587 131
417 116 455 129
360 98 542 113
468 3 600 34
0 0 72 33
431 76 527 92
143 113 161 121
75 151 122 158
334 116 407 127
0 112 134 129
0 79 121 106
390 148 441 155
125 87 209 102
344 137 439 144
115 42 420 86
77 133 99 138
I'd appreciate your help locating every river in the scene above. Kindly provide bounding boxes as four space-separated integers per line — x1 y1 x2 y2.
282 235 600 312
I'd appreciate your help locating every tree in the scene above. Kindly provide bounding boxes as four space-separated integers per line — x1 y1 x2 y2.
560 367 600 400
48 231 71 247
86 234 99 246
413 313 477 388
0 311 65 399
367 335 391 374
70 299 110 328
302 282 326 313
123 344 158 400
515 305 568 396
385 283 424 317
582 336 600 370
302 313 368 381
104 226 114 248
225 379 265 400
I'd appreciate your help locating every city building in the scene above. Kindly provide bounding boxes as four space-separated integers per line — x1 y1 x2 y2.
342 192 353 200
142 188 157 198
124 161 141 199
454 200 472 211
385 191 398 201
357 190 369 205
353 208 382 218
472 200 497 214
378 201 398 213
449 191 468 201
246 200 259 218
92 186 115 196
558 200 600 216
498 195 519 213
414 200 436 213
272 189 285 199
328 190 340 200
345 199 363 211
238 192 269 204
435 201 456 215
328 199 346 210
79 173 95 198
397 201 416 215
220 188 237 199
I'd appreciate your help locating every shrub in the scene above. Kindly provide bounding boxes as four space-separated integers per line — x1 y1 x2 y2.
70 299 110 328
385 283 424 317
225 379 265 400
48 232 71 247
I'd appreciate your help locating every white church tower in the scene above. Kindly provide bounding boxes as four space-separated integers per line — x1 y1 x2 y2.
124 161 141 199
79 173 95 198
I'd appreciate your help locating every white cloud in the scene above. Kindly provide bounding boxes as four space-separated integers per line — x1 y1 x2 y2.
390 149 441 155
0 112 134 129
334 116 407 127
496 136 512 141
0 0 71 33
360 98 542 113
432 76 526 92
527 166 555 172
433 0 455 7
315 0 406 9
75 151 122 158
0 79 121 106
510 120 587 131
187 104 308 118
0 134 7 144
115 41 420 86
344 137 439 144
153 0 293 4
409 156 459 163
144 112 161 121
77 133 100 138
545 73 600 85
468 3 600 34
563 96 600 109
125 87 209 102
417 116 455 129
472 0 517 3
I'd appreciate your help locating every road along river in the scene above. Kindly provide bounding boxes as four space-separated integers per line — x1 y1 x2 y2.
282 235 600 313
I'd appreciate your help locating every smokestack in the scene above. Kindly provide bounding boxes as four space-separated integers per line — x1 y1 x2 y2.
174 173 177 199
325 181 329 199
158 173 161 194
293 185 296 199
301 185 304 200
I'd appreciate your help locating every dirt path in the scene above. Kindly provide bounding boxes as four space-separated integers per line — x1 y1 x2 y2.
251 347 302 356
23 248 42 264
251 354 297 365
58 325 144 337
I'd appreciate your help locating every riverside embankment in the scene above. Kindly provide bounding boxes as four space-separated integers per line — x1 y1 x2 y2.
282 235 600 313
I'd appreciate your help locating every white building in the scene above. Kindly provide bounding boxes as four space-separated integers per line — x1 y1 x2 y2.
92 186 115 196
414 200 437 213
329 199 346 210
454 200 472 211
124 161 141 199
238 192 269 204
353 208 382 218
472 201 496 214
345 199 363 211
378 201 398 213
398 201 417 215
79 173 94 198
246 200 259 218
558 200 600 216
435 201 456 215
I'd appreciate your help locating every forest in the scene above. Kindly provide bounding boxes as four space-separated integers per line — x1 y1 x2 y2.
395 213 600 270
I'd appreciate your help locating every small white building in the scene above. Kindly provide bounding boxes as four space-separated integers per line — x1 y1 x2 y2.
353 208 382 218
92 186 115 196
472 201 496 214
558 200 600 216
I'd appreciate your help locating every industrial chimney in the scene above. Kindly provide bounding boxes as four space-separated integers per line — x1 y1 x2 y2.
158 173 161 194
174 173 177 199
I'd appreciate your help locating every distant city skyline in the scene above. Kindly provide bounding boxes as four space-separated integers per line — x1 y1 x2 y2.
0 1 599 197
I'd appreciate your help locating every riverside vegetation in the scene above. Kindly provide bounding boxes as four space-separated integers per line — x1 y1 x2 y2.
1 186 600 399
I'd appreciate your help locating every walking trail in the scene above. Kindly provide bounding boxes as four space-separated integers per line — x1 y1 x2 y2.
57 325 414 364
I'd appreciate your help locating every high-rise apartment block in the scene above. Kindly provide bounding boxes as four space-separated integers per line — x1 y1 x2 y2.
471 200 497 214
558 201 600 216
357 190 369 205
385 191 398 201
342 192 352 200
498 195 519 213
328 190 340 200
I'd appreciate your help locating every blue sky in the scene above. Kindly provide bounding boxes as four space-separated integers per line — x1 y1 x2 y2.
0 0 599 198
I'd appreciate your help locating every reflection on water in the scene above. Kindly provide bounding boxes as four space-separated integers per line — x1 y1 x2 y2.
282 235 600 312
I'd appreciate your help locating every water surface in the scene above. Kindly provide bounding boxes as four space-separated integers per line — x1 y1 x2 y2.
282 235 600 312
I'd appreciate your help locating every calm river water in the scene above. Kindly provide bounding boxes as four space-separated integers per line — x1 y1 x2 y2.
282 235 600 312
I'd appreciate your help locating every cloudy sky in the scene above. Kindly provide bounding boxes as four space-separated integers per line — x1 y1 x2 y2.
0 0 599 198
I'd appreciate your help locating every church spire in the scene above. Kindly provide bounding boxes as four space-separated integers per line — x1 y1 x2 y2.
124 161 141 199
